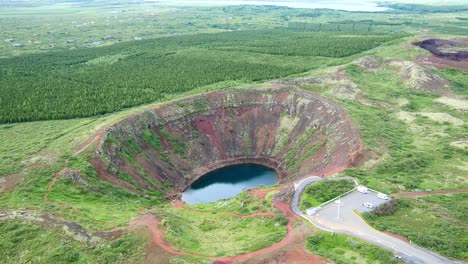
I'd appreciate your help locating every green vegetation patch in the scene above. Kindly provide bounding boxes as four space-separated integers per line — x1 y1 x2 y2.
0 221 145 264
0 30 402 124
306 231 402 264
0 154 163 231
300 179 355 210
187 191 274 215
161 207 287 257
340 63 467 193
363 194 468 261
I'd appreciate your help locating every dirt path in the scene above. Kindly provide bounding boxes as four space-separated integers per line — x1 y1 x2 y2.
129 214 218 258
74 130 105 155
131 199 303 262
395 189 468 198
42 160 82 214
249 188 279 200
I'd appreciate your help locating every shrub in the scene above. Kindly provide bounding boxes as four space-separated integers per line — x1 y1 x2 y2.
372 199 399 216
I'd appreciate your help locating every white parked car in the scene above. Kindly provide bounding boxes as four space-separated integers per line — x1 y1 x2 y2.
363 202 374 209
377 193 389 200
357 186 368 194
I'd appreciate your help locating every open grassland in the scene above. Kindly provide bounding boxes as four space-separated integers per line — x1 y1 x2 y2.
363 194 468 261
306 231 403 264
300 179 355 210
158 205 288 257
0 154 163 231
0 221 145 264
329 62 468 193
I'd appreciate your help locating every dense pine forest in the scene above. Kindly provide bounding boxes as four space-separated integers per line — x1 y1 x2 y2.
0 30 403 123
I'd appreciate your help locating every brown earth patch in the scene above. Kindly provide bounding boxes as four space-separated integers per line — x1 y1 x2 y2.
414 38 468 61
388 59 450 95
353 56 382 73
413 37 468 71
249 187 279 200
0 174 23 193
415 55 468 72
383 231 410 244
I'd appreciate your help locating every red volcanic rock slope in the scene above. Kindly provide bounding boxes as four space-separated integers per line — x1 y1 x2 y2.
93 87 361 194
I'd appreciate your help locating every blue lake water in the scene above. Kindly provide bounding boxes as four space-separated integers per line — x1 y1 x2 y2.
181 164 278 204
154 0 390 12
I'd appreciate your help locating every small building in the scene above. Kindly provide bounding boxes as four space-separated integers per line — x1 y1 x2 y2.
4 38 14 43
133 36 142 40
66 40 76 44
13 43 22 47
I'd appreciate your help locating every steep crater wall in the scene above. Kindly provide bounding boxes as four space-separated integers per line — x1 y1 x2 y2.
93 88 361 195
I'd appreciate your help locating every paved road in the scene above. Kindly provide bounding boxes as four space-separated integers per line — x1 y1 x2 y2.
291 176 458 264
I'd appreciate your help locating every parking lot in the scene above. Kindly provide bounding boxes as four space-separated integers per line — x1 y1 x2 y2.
310 189 389 225
298 187 453 264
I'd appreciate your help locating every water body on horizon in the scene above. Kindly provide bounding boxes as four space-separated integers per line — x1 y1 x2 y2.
152 0 390 12
181 164 278 204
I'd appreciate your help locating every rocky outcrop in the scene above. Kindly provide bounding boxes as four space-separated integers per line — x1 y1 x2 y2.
94 87 361 194
387 59 450 94
414 38 468 61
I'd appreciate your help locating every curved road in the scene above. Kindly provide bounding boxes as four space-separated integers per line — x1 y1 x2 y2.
291 176 458 264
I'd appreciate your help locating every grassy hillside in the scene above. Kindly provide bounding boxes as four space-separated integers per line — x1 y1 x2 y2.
363 194 468 260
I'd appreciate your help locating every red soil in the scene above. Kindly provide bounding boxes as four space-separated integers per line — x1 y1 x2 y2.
89 158 139 193
384 231 410 243
129 214 211 257
42 160 82 215
192 115 228 159
74 129 105 155
415 55 468 72
131 199 307 262
171 200 184 208
249 188 279 199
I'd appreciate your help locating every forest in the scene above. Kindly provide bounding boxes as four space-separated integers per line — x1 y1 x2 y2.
0 30 403 123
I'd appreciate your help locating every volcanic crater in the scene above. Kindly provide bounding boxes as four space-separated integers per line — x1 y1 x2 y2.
93 87 361 195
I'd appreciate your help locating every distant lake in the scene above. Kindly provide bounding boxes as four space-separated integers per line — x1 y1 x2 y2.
151 0 390 12
181 164 278 204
